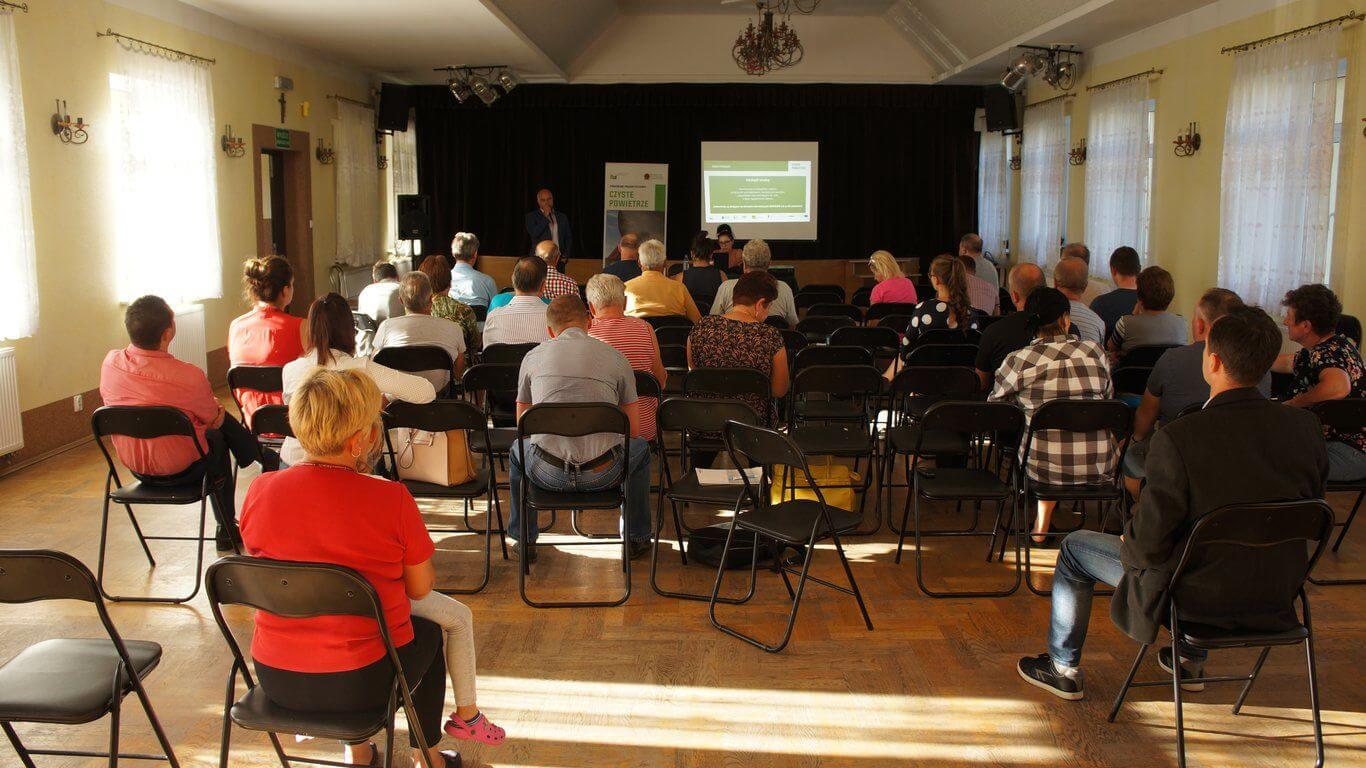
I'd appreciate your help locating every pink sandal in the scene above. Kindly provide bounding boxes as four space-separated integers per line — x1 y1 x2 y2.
443 712 505 746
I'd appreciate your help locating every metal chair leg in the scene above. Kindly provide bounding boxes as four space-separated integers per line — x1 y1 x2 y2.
1 722 38 768
1231 647 1270 715
831 532 873 630
1107 644 1148 722
1303 595 1325 768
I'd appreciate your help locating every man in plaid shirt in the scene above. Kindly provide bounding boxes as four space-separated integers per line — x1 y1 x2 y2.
535 240 579 300
989 287 1115 541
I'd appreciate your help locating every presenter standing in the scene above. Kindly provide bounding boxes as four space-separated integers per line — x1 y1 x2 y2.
526 188 572 267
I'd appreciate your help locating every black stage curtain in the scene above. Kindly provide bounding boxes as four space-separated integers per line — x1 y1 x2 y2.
413 83 982 265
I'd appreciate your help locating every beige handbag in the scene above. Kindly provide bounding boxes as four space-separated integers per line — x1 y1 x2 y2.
388 428 477 486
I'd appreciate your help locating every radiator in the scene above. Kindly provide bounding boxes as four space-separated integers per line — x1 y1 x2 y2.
337 256 413 301
169 303 208 374
0 347 20 456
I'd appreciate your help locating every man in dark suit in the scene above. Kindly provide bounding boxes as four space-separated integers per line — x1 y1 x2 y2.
1018 305 1327 701
525 188 571 265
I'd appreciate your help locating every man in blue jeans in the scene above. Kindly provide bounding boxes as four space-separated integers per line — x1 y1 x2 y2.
1018 306 1327 700
508 295 652 563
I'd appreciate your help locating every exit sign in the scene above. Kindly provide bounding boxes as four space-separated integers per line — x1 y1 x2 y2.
274 128 291 149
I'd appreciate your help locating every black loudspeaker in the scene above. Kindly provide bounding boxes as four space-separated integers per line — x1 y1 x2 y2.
397 194 430 240
983 86 1020 132
378 84 414 132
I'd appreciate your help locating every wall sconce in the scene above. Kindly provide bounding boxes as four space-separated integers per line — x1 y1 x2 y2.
220 124 246 158
377 154 389 170
1068 138 1087 166
1173 122 1201 157
315 138 334 165
1008 132 1022 171
50 99 89 144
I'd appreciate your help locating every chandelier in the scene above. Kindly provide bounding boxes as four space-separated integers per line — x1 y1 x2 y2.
732 0 821 76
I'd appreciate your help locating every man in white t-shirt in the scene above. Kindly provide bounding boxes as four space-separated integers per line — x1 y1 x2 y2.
372 271 466 393
357 261 404 324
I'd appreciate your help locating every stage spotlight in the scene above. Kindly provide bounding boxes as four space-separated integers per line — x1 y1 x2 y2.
448 76 473 104
1001 57 1030 92
1053 59 1076 89
470 74 499 106
495 69 519 93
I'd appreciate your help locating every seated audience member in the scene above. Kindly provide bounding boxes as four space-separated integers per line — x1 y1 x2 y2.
604 233 643 282
958 253 1001 316
1338 314 1362 347
625 239 702 321
482 257 552 349
421 255 478 353
989 288 1112 541
1109 266 1189 356
228 256 304 425
100 296 259 552
508 296 652 561
1059 243 1105 305
1017 306 1327 700
536 240 579 300
960 233 999 291
1124 288 1266 498
715 224 743 273
281 293 434 467
241 368 492 768
709 239 799 327
449 232 498 308
889 255 980 377
975 263 1045 389
1277 284 1366 481
373 272 467 394
868 249 919 305
586 274 667 440
682 234 726 309
358 261 404 324
688 270 790 466
1053 257 1105 344
1090 246 1141 341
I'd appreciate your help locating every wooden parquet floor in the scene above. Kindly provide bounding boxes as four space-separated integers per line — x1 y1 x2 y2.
1 435 1364 768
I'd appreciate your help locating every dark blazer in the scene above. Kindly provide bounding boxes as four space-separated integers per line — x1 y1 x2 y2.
525 209 572 261
1114 387 1327 644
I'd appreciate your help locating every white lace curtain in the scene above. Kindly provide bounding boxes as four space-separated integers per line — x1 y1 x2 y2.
390 111 418 257
1018 98 1067 270
0 12 36 340
112 45 221 304
1084 79 1150 279
977 130 1011 260
335 100 380 267
1218 28 1340 309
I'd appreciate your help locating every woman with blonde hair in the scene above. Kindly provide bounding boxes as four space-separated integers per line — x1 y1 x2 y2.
867 250 919 305
240 368 503 768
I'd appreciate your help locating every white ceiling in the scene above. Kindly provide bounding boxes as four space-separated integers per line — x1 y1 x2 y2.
173 0 1224 85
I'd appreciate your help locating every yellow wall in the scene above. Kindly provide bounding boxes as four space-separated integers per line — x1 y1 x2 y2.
1016 0 1364 318
6 0 373 411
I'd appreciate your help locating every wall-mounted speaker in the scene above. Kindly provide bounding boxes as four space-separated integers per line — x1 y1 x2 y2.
378 84 415 132
397 194 430 240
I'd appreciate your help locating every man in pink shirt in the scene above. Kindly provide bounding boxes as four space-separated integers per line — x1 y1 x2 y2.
99 295 259 551
957 254 1000 316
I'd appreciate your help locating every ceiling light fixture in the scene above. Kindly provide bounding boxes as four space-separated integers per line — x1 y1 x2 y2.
433 65 519 107
1000 45 1080 93
732 0 821 77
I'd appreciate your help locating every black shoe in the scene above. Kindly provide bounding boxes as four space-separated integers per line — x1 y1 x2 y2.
1017 653 1084 701
1158 647 1206 692
511 542 537 564
215 525 241 554
628 540 651 560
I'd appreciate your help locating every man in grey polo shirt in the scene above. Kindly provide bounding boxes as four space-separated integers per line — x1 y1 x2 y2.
709 239 799 328
509 295 652 561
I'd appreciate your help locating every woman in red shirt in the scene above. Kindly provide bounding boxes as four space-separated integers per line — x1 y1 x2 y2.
228 256 305 424
240 368 492 767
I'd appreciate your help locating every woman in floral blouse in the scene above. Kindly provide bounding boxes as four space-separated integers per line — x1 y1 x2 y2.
421 255 478 352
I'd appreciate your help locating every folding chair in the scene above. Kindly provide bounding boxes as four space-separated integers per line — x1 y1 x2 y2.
805 303 863 323
799 284 845 302
1117 344 1179 369
1308 399 1366 586
0 550 179 767
709 421 873 653
91 406 228 604
514 403 636 608
1107 501 1335 768
850 286 873 308
792 344 873 375
684 367 772 424
460 363 552 536
570 372 664 539
250 404 293 439
654 325 691 349
763 315 791 330
795 315 855 344
864 303 919 326
828 326 900 364
1113 366 1154 398
642 315 693 331
786 364 883 535
778 330 808 373
871 313 915 336
478 342 536 367
472 304 488 323
660 344 688 396
912 328 977 348
904 343 978 369
373 345 457 397
226 365 284 425
206 557 441 768
882 366 981 536
382 399 506 594
795 292 843 312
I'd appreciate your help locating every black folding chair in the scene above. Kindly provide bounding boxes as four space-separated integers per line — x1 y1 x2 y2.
795 291 843 312
912 328 978 348
91 406 227 604
1018 399 1133 596
895 401 1025 598
795 315 855 344
478 342 536 367
1113 366 1154 398
882 366 982 535
1308 399 1366 586
250 404 293 439
571 372 665 539
763 315 791 330
1107 501 1335 768
654 325 692 349
651 397 761 602
799 284 845 302
828 326 900 364
709 421 873 653
459 363 553 537
786 365 883 536
904 343 978 368
864 303 920 325
382 400 506 594
514 403 636 608
642 315 693 331
850 286 873 308
373 345 457 397
0 550 179 767
805 303 863 323
660 344 688 396
684 367 772 422
778 329 808 372
472 304 488 323
871 313 915 336
226 365 284 425
1118 344 1179 369
206 558 440 768
792 344 873 375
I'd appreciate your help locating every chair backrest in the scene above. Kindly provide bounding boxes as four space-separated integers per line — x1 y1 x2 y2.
479 342 537 367
850 286 873 308
1028 398 1133 436
795 291 843 310
250 404 294 437
872 313 915 335
352 312 377 333
799 283 846 302
227 365 284 395
889 366 981 399
373 344 454 374
91 405 198 441
794 344 874 372
914 328 975 347
792 364 882 398
1311 398 1366 434
643 315 693 330
779 329 808 358
763 315 791 330
517 402 629 439
383 399 485 433
459 363 520 403
905 343 977 368
795 315 856 342
693 293 716 315
1119 344 1179 369
828 326 900 358
658 397 760 434
684 367 770 399
633 370 663 401
806 303 863 322
1113 366 1153 396
921 400 1025 437
472 304 488 322
660 344 688 372
864 302 920 323
0 549 100 604
207 556 384 621
654 325 692 348
723 420 806 471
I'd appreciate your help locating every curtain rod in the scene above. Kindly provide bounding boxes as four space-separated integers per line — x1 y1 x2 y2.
97 28 216 65
0 1 29 12
328 94 375 110
1023 92 1075 110
1087 68 1163 92
1221 11 1362 54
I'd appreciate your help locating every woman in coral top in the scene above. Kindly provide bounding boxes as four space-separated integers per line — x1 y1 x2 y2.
228 256 305 424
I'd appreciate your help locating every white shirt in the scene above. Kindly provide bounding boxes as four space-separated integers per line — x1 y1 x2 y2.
482 295 551 349
545 211 559 248
357 281 403 324
372 313 467 392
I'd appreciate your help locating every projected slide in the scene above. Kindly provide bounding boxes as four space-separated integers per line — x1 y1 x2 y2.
701 141 818 240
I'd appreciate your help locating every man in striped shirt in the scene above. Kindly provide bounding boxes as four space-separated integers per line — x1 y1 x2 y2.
536 240 579 300
1054 257 1105 344
483 257 551 349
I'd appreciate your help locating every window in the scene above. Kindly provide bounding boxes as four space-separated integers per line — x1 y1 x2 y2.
1061 114 1071 244
977 130 1011 259
109 48 221 305
389 111 418 258
1018 98 1068 269
0 11 37 340
335 100 380 267
1082 79 1153 280
1324 58 1347 281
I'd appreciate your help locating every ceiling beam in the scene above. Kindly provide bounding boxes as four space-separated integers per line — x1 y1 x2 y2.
884 0 967 75
933 0 1119 84
474 0 568 81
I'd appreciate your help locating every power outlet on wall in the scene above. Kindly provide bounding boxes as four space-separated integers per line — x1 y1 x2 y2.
72 394 83 412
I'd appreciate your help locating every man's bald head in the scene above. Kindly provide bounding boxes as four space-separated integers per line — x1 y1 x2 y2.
1060 242 1091 264
535 240 561 267
1007 263 1044 306
1053 257 1090 299
545 295 590 334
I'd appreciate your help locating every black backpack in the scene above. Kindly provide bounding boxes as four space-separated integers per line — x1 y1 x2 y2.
686 524 800 570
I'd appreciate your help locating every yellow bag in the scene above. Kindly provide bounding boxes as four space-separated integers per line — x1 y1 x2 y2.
769 461 859 512
388 428 477 487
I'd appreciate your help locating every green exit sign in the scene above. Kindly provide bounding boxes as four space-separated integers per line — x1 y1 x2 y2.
274 128 291 149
